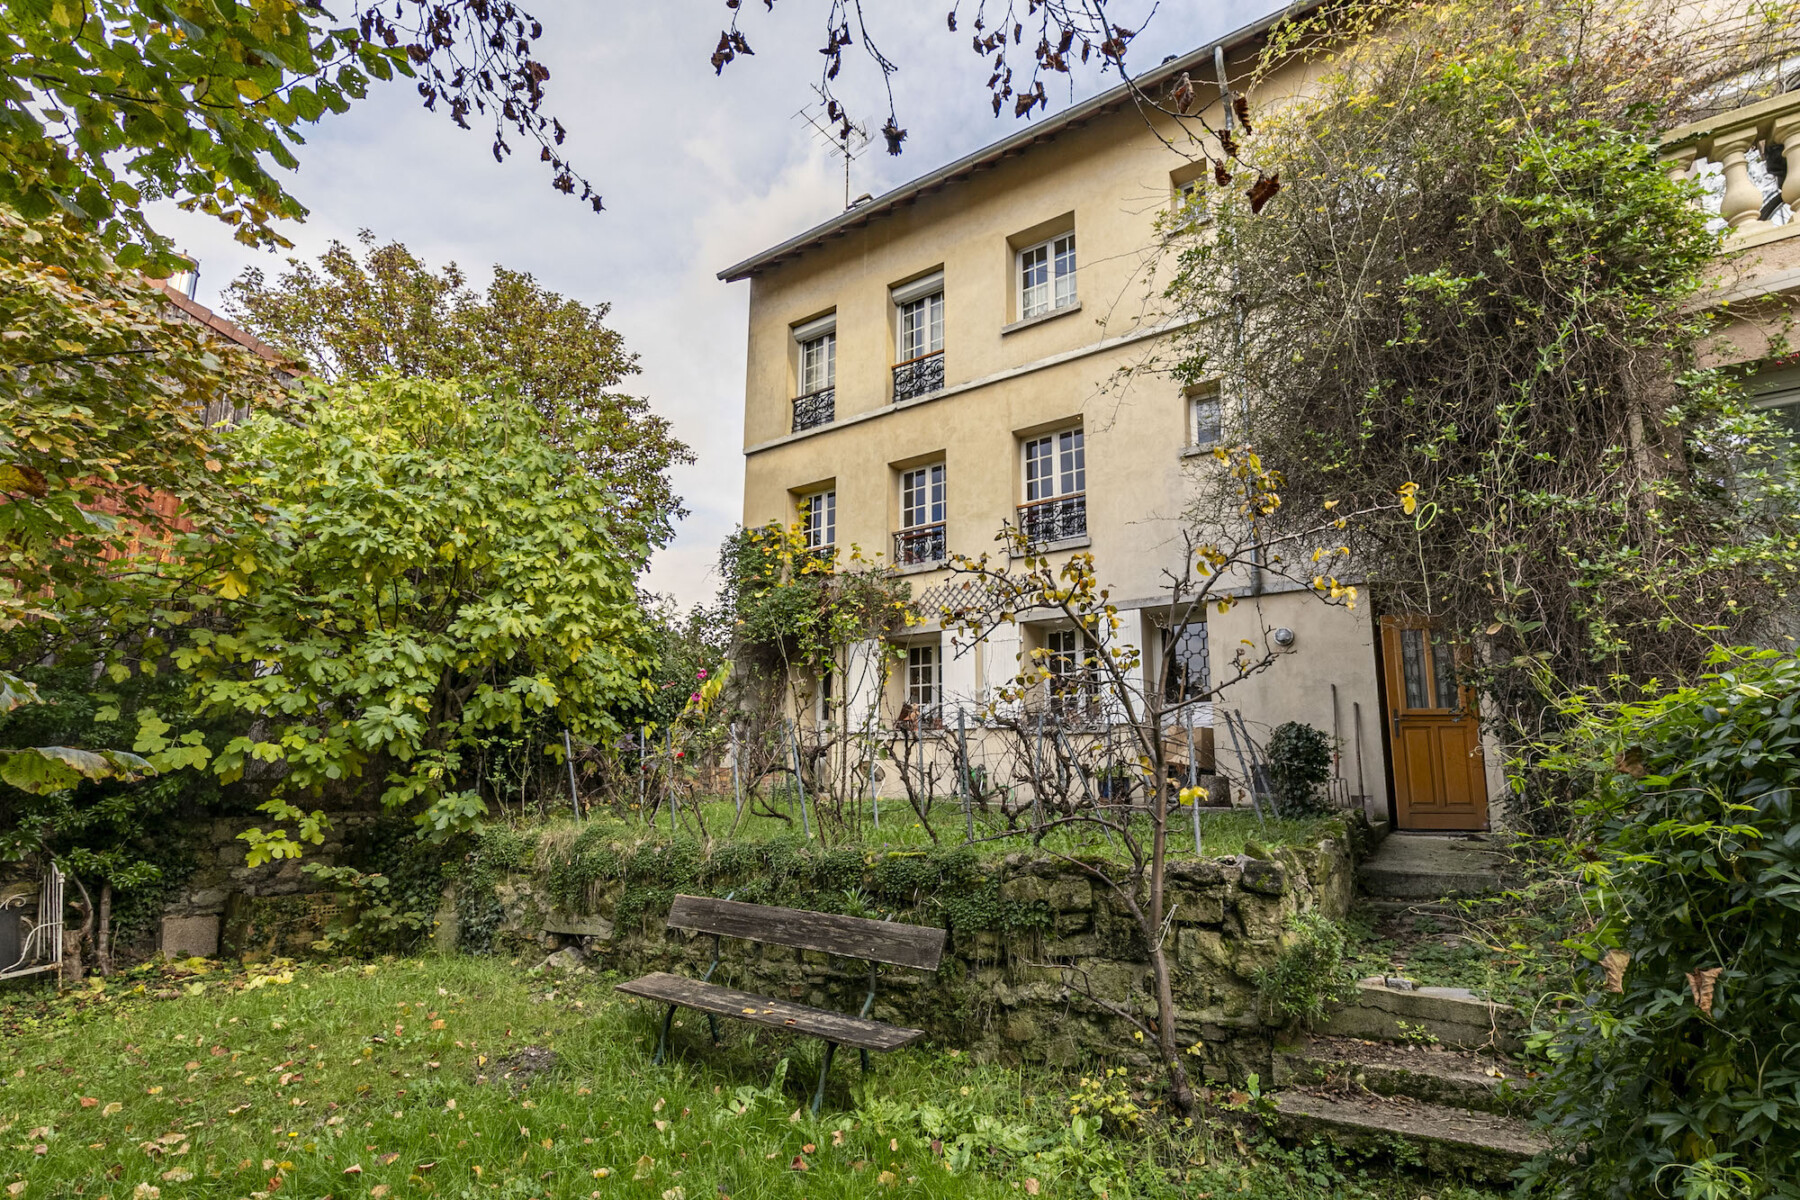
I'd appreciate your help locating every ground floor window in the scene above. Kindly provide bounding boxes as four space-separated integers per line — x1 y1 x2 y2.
904 643 940 726
1163 622 1210 703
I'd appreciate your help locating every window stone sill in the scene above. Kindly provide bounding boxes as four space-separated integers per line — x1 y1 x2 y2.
1001 300 1083 337
893 559 946 577
1011 535 1091 559
1180 441 1223 459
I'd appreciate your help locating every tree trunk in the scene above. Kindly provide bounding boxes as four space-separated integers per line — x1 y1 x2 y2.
95 883 113 977
1145 717 1196 1115
1148 935 1197 1114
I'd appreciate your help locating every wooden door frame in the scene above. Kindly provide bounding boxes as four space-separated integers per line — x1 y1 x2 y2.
1373 612 1490 832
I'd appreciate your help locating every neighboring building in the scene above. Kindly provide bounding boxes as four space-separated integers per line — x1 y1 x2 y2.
721 12 1799 833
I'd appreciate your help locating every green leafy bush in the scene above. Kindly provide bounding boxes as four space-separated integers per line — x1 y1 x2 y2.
1254 910 1354 1027
1524 651 1800 1199
1266 722 1333 816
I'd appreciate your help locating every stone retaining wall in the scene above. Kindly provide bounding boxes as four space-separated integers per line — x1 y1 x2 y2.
159 811 382 959
462 829 1357 1076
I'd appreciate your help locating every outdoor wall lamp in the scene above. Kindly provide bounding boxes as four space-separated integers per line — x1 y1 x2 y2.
1272 627 1297 648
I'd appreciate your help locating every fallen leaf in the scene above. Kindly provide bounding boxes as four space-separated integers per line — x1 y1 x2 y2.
802 1143 815 1154
653 1120 669 1132
343 1164 363 1175
78 1098 98 1108
159 1170 192 1183
1025 1180 1041 1196
6 1184 24 1197
877 1170 897 1186
889 1139 899 1152
634 1155 656 1181
831 1130 845 1146
789 1155 809 1172
379 1153 399 1165
102 1102 123 1117
371 1188 391 1199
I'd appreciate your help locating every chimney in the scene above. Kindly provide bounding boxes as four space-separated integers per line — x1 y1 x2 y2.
167 254 200 300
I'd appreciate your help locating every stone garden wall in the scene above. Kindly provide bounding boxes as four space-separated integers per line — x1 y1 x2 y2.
457 827 1357 1077
158 811 384 960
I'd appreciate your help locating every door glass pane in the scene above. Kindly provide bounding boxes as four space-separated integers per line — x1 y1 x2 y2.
1430 632 1459 710
1400 628 1429 709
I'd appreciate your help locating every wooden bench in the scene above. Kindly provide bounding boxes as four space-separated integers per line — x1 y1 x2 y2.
616 895 947 1112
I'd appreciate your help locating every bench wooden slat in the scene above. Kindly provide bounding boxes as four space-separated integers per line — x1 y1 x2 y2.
616 972 924 1051
664 896 946 971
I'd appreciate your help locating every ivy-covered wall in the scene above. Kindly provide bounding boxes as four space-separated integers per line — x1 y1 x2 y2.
448 824 1357 1076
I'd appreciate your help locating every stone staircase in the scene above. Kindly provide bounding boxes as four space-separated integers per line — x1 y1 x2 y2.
1264 833 1548 1181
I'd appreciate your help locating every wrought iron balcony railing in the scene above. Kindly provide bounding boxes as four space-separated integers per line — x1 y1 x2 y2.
1017 493 1088 545
893 522 946 567
892 351 945 402
791 386 835 432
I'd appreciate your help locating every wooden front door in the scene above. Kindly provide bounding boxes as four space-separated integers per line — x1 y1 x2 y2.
1380 618 1488 831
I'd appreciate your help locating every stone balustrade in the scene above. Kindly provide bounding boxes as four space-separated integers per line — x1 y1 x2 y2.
1662 91 1800 245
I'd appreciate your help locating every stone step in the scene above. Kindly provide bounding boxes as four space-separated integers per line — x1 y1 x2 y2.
1272 1034 1530 1115
1356 833 1504 899
1271 1090 1546 1179
1317 978 1523 1053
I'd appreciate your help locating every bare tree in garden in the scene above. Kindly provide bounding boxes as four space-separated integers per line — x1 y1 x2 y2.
937 445 1399 1114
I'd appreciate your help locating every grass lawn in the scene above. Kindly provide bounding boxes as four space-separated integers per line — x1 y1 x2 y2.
551 798 1339 863
0 956 1499 1200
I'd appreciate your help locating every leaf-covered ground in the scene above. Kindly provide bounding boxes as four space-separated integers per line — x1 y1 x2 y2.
0 956 1498 1199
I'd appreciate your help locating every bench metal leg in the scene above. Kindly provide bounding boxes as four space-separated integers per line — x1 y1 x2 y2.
859 1048 870 1074
653 1003 678 1065
811 1042 838 1115
707 1013 721 1046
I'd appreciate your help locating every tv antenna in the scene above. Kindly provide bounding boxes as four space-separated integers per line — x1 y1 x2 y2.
797 93 872 210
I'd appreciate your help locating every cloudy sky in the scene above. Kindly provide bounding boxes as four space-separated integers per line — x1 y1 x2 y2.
150 1 1274 608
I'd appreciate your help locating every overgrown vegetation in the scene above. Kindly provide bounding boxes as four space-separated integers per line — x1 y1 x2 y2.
1161 0 1800 830
1520 650 1800 1198
1254 912 1356 1029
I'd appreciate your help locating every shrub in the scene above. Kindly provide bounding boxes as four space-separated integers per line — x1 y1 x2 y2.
1254 910 1354 1027
1524 650 1800 1199
1266 722 1333 815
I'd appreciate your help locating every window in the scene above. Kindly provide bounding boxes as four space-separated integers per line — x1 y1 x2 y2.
1020 430 1086 543
1040 627 1098 724
1163 622 1210 703
816 666 835 724
800 490 836 549
898 292 944 363
893 281 946 401
905 644 940 717
895 463 947 566
1189 385 1223 446
1024 430 1085 501
799 331 835 395
1045 628 1081 680
1018 232 1077 319
900 464 945 529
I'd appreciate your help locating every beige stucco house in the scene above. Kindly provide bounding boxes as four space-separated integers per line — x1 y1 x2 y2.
719 7 1800 833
